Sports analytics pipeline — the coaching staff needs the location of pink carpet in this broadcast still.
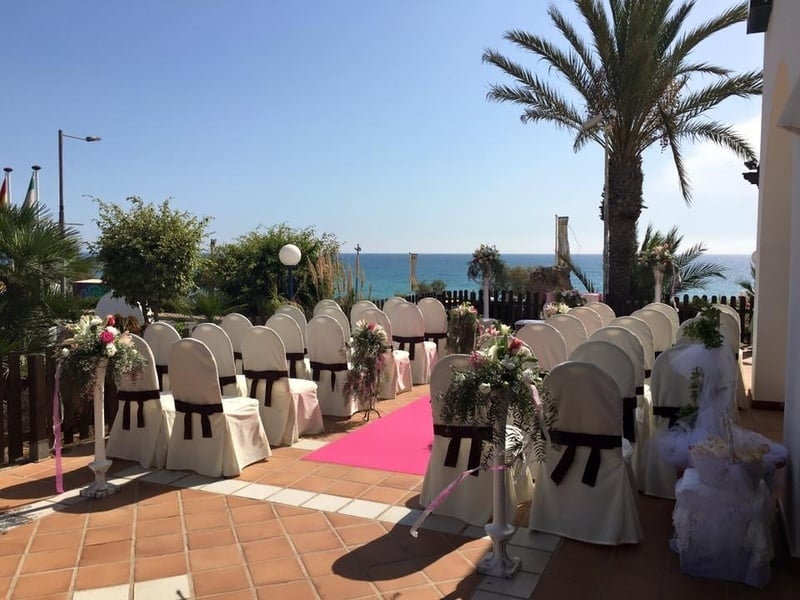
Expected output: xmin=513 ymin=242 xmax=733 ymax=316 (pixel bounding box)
xmin=303 ymin=397 xmax=433 ymax=475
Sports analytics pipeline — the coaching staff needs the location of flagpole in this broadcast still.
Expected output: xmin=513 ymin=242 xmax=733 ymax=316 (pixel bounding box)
xmin=3 ymin=167 xmax=12 ymax=205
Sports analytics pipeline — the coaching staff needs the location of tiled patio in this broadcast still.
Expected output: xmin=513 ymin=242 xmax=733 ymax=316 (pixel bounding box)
xmin=1 ymin=372 xmax=799 ymax=599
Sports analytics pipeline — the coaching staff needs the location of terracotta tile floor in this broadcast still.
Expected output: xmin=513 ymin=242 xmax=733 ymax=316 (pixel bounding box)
xmin=2 ymin=358 xmax=799 ymax=599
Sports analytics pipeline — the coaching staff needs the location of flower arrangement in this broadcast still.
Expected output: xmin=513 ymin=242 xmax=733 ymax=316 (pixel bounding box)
xmin=554 ymin=288 xmax=585 ymax=308
xmin=59 ymin=314 xmax=145 ymax=395
xmin=440 ymin=324 xmax=557 ymax=462
xmin=637 ymin=242 xmax=673 ymax=269
xmin=343 ymin=320 xmax=393 ymax=412
xmin=447 ymin=302 xmax=480 ymax=354
xmin=682 ymin=306 xmax=724 ymax=349
xmin=541 ymin=301 xmax=570 ymax=318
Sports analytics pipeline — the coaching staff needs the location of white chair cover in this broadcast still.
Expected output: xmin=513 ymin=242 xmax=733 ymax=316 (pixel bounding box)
xmin=276 ymin=304 xmax=308 ymax=353
xmin=420 ymin=355 xmax=527 ymax=526
xmin=713 ymin=303 xmax=741 ymax=328
xmin=313 ymin=299 xmax=342 ymax=316
xmin=545 ymin=313 xmax=588 ymax=356
xmin=530 ymin=361 xmax=643 ymax=545
xmin=241 ymin=326 xmax=323 ymax=446
xmin=632 ymin=308 xmax=674 ymax=353
xmin=359 ymin=308 xmax=413 ymax=398
xmin=609 ymin=316 xmax=656 ymax=376
xmin=191 ymin=323 xmax=249 ymax=397
xmin=568 ymin=306 xmax=604 ymax=336
xmin=265 ymin=313 xmax=310 ymax=380
xmin=514 ymin=322 xmax=567 ymax=372
xmin=417 ymin=297 xmax=449 ymax=356
xmin=220 ymin=313 xmax=253 ymax=374
xmin=350 ymin=300 xmax=378 ymax=326
xmin=107 ymin=334 xmax=175 ymax=468
xmin=317 ymin=305 xmax=351 ymax=340
xmin=166 ymin=338 xmax=270 ymax=477
xmin=386 ymin=302 xmax=438 ymax=385
xmin=143 ymin=321 xmax=180 ymax=392
xmin=643 ymin=302 xmax=680 ymax=342
xmin=586 ymin=301 xmax=615 ymax=326
xmin=382 ymin=296 xmax=408 ymax=314
xmin=95 ymin=291 xmax=145 ymax=325
xmin=306 ymin=315 xmax=359 ymax=417
xmin=716 ymin=311 xmax=747 ymax=410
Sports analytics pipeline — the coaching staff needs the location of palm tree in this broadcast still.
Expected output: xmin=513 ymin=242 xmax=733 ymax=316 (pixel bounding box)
xmin=0 ymin=203 xmax=93 ymax=353
xmin=483 ymin=0 xmax=759 ymax=314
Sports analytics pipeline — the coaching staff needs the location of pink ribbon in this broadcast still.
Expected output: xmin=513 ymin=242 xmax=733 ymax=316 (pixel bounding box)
xmin=52 ymin=361 xmax=64 ymax=494
xmin=410 ymin=464 xmax=505 ymax=537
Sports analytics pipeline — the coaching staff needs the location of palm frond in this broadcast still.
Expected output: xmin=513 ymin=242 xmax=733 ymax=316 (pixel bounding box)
xmin=680 ymin=120 xmax=757 ymax=161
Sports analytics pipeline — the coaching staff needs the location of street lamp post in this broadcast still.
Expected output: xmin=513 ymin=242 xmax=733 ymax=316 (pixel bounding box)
xmin=58 ymin=129 xmax=101 ymax=294
xmin=279 ymin=244 xmax=302 ymax=300
xmin=354 ymin=243 xmax=362 ymax=301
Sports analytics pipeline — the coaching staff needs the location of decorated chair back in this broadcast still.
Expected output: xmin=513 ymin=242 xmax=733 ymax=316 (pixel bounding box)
xmin=585 ymin=301 xmax=615 ymax=325
xmin=143 ymin=321 xmax=181 ymax=390
xmin=545 ymin=313 xmax=588 ymax=356
xmin=568 ymin=306 xmax=604 ymax=336
xmin=220 ymin=313 xmax=253 ymax=372
xmin=429 ymin=354 xmax=472 ymax=423
xmin=358 ymin=308 xmax=395 ymax=342
xmin=313 ymin=299 xmax=342 ymax=316
xmin=515 ymin=322 xmax=567 ymax=372
xmin=276 ymin=304 xmax=308 ymax=348
xmin=119 ymin=334 xmax=159 ymax=392
xmin=316 ymin=305 xmax=351 ymax=339
xmin=350 ymin=300 xmax=377 ymax=326
xmin=417 ymin=297 xmax=448 ymax=354
xmin=241 ymin=326 xmax=290 ymax=400
xmin=190 ymin=323 xmax=239 ymax=385
xmin=632 ymin=307 xmax=674 ymax=351
xmin=609 ymin=316 xmax=655 ymax=374
xmin=169 ymin=338 xmax=222 ymax=405
xmin=643 ymin=302 xmax=680 ymax=337
xmin=590 ymin=326 xmax=646 ymax=389
xmin=382 ymin=296 xmax=408 ymax=314
xmin=265 ymin=313 xmax=308 ymax=378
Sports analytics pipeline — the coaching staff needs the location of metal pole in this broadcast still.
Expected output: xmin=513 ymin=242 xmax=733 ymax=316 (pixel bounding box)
xmin=58 ymin=129 xmax=66 ymax=295
xmin=288 ymin=266 xmax=295 ymax=300
xmin=354 ymin=243 xmax=361 ymax=300
xmin=3 ymin=167 xmax=13 ymax=205
xmin=602 ymin=124 xmax=611 ymax=300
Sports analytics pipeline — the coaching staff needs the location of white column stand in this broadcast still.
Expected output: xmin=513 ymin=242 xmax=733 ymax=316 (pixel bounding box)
xmin=80 ymin=358 xmax=119 ymax=499
xmin=653 ymin=265 xmax=665 ymax=304
xmin=478 ymin=399 xmax=521 ymax=578
xmin=482 ymin=279 xmax=491 ymax=320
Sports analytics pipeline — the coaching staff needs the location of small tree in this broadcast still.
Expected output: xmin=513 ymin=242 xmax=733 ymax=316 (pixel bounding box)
xmin=92 ymin=197 xmax=210 ymax=323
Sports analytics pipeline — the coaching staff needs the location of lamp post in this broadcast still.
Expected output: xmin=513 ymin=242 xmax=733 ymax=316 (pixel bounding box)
xmin=581 ymin=110 xmax=616 ymax=299
xmin=354 ymin=243 xmax=362 ymax=300
xmin=279 ymin=244 xmax=302 ymax=300
xmin=58 ymin=129 xmax=101 ymax=295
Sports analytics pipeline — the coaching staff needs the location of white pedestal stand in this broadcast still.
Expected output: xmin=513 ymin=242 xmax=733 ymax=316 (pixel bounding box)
xmin=80 ymin=358 xmax=119 ymax=499
xmin=478 ymin=402 xmax=521 ymax=578
xmin=653 ymin=265 xmax=665 ymax=304
xmin=482 ymin=279 xmax=491 ymax=320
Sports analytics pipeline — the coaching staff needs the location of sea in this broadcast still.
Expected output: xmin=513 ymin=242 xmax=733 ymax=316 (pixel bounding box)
xmin=339 ymin=253 xmax=753 ymax=301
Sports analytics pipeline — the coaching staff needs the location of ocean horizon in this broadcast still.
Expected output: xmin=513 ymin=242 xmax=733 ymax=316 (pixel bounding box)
xmin=339 ymin=253 xmax=752 ymax=301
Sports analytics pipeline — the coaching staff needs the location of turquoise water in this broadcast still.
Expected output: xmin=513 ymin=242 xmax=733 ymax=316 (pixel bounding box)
xmin=340 ymin=253 xmax=752 ymax=301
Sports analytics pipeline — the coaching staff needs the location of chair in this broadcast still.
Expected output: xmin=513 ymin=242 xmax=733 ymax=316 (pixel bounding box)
xmin=276 ymin=304 xmax=308 ymax=352
xmin=106 ymin=334 xmax=175 ymax=468
xmin=316 ymin=305 xmax=351 ymax=340
xmin=191 ymin=323 xmax=248 ymax=396
xmin=515 ymin=322 xmax=568 ymax=372
xmin=265 ymin=313 xmax=310 ymax=379
xmin=382 ymin=296 xmax=408 ymax=314
xmin=386 ymin=301 xmax=439 ymax=385
xmin=529 ymin=361 xmax=643 ymax=545
xmin=417 ymin=297 xmax=449 ymax=356
xmin=715 ymin=310 xmax=746 ymax=409
xmin=165 ymin=338 xmax=270 ymax=477
xmin=545 ymin=313 xmax=588 ymax=356
xmin=713 ymin=303 xmax=741 ymax=329
xmin=609 ymin=316 xmax=656 ymax=377
xmin=632 ymin=308 xmax=674 ymax=353
xmin=586 ymin=301 xmax=615 ymax=325
xmin=350 ymin=300 xmax=378 ymax=326
xmin=570 ymin=340 xmax=646 ymax=489
xmin=643 ymin=302 xmax=680 ymax=342
xmin=220 ymin=313 xmax=253 ymax=374
xmin=241 ymin=326 xmax=323 ymax=446
xmin=568 ymin=306 xmax=604 ymax=336
xmin=313 ymin=299 xmax=342 ymax=316
xmin=359 ymin=308 xmax=413 ymax=398
xmin=306 ymin=315 xmax=359 ymax=416
xmin=420 ymin=355 xmax=529 ymax=526
xmin=143 ymin=321 xmax=181 ymax=392
xmin=589 ymin=326 xmax=647 ymax=392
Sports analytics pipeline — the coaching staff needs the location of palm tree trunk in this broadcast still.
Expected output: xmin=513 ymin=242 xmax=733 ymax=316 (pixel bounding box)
xmin=605 ymin=155 xmax=643 ymax=316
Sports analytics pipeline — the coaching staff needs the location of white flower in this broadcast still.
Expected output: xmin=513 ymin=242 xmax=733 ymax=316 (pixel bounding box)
xmin=501 ymin=358 xmax=515 ymax=370
xmin=478 ymin=382 xmax=491 ymax=395
xmin=105 ymin=326 xmax=119 ymax=337
xmin=61 ymin=347 xmax=70 ymax=358
xmin=453 ymin=372 xmax=466 ymax=384
xmin=90 ymin=316 xmax=103 ymax=326
xmin=522 ymin=368 xmax=536 ymax=384
xmin=105 ymin=343 xmax=117 ymax=357
xmin=498 ymin=324 xmax=511 ymax=335
xmin=517 ymin=346 xmax=532 ymax=358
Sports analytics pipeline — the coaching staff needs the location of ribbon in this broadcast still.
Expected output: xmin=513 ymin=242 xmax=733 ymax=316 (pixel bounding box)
xmin=218 ymin=375 xmax=238 ymax=393
xmin=423 ymin=331 xmax=448 ymax=344
xmin=174 ymin=399 xmax=223 ymax=439
xmin=548 ymin=430 xmax=622 ymax=487
xmin=310 ymin=361 xmax=348 ymax=391
xmin=622 ymin=396 xmax=637 ymax=442
xmin=52 ymin=360 xmax=64 ymax=494
xmin=393 ymin=335 xmax=424 ymax=360
xmin=155 ymin=364 xmax=168 ymax=391
xmin=242 ymin=369 xmax=287 ymax=405
xmin=653 ymin=406 xmax=681 ymax=428
xmin=432 ymin=424 xmax=492 ymax=476
xmin=233 ymin=351 xmax=243 ymax=361
xmin=118 ymin=389 xmax=160 ymax=429
xmin=286 ymin=352 xmax=304 ymax=379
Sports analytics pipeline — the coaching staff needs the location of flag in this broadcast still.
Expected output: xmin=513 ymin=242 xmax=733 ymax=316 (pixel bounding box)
xmin=0 ymin=177 xmax=7 ymax=208
xmin=23 ymin=170 xmax=38 ymax=209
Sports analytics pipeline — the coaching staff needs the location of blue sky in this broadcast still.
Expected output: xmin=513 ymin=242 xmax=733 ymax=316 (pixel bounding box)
xmin=3 ymin=1 xmax=763 ymax=254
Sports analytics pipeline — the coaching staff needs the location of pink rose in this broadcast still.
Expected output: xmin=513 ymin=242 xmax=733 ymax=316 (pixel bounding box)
xmin=99 ymin=330 xmax=116 ymax=344
xmin=105 ymin=315 xmax=115 ymax=327
xmin=509 ymin=337 xmax=523 ymax=353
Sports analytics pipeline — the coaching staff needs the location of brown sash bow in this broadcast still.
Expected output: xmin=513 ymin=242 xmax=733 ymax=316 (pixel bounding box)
xmin=433 ymin=424 xmax=492 ymax=477
xmin=174 ymin=399 xmax=223 ymax=439
xmin=423 ymin=331 xmax=448 ymax=344
xmin=242 ymin=369 xmax=287 ymax=406
xmin=393 ymin=335 xmax=424 ymax=360
xmin=218 ymin=375 xmax=238 ymax=394
xmin=652 ymin=406 xmax=681 ymax=428
xmin=285 ymin=352 xmax=305 ymax=378
xmin=118 ymin=389 xmax=160 ymax=430
xmin=310 ymin=361 xmax=348 ymax=390
xmin=622 ymin=396 xmax=637 ymax=442
xmin=549 ymin=429 xmax=622 ymax=487
xmin=155 ymin=364 xmax=168 ymax=391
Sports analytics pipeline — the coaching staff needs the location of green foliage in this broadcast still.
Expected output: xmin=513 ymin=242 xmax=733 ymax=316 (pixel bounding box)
xmin=0 ymin=203 xmax=95 ymax=353
xmin=682 ymin=306 xmax=724 ymax=349
xmin=467 ymin=244 xmax=506 ymax=287
xmin=557 ymin=254 xmax=596 ymax=294
xmin=92 ymin=196 xmax=210 ymax=323
xmin=414 ymin=279 xmax=447 ymax=294
xmin=192 ymin=291 xmax=234 ymax=323
xmin=736 ymin=261 xmax=755 ymax=301
xmin=343 ymin=321 xmax=392 ymax=412
xmin=207 ymin=224 xmax=339 ymax=318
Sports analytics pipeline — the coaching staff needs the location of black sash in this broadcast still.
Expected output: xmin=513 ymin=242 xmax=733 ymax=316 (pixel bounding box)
xmin=155 ymin=364 xmax=168 ymax=391
xmin=118 ymin=389 xmax=160 ymax=430
xmin=549 ymin=430 xmax=622 ymax=487
xmin=653 ymin=406 xmax=681 ymax=428
xmin=645 ymin=369 xmax=652 ymax=379
xmin=635 ymin=385 xmax=644 ymax=396
xmin=433 ymin=424 xmax=492 ymax=476
xmin=218 ymin=375 xmax=238 ymax=394
xmin=242 ymin=369 xmax=287 ymax=406
xmin=233 ymin=351 xmax=243 ymax=361
xmin=174 ymin=399 xmax=223 ymax=439
xmin=310 ymin=361 xmax=348 ymax=390
xmin=286 ymin=352 xmax=305 ymax=379
xmin=655 ymin=350 xmax=662 ymax=358
xmin=394 ymin=335 xmax=424 ymax=360
xmin=424 ymin=331 xmax=448 ymax=344
xmin=622 ymin=396 xmax=637 ymax=442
